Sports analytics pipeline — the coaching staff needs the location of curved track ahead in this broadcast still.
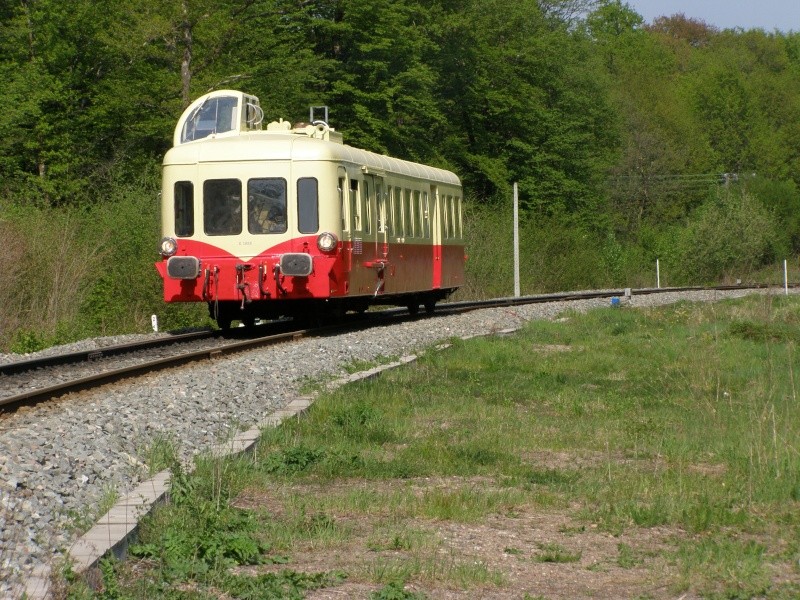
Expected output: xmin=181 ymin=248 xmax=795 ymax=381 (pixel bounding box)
xmin=0 ymin=285 xmax=771 ymax=411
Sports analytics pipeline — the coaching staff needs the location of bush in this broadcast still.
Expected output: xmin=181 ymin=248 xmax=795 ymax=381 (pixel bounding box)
xmin=0 ymin=203 xmax=105 ymax=350
xmin=0 ymin=176 xmax=211 ymax=352
xmin=672 ymin=190 xmax=781 ymax=284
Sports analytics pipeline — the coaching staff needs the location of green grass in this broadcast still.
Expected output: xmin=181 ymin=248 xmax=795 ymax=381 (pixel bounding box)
xmin=66 ymin=294 xmax=800 ymax=598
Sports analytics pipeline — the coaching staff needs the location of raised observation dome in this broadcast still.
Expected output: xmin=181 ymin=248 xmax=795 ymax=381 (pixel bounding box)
xmin=173 ymin=90 xmax=264 ymax=147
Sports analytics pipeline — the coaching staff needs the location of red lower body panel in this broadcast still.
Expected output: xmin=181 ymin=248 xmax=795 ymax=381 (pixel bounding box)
xmin=155 ymin=238 xmax=465 ymax=316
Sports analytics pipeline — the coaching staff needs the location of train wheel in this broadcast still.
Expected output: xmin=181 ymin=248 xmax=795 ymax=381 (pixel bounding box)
xmin=424 ymin=299 xmax=436 ymax=314
xmin=217 ymin=315 xmax=233 ymax=330
xmin=406 ymin=302 xmax=420 ymax=316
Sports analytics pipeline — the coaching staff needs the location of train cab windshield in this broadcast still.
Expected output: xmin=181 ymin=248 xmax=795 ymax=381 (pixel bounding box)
xmin=181 ymin=95 xmax=238 ymax=143
xmin=176 ymin=92 xmax=263 ymax=145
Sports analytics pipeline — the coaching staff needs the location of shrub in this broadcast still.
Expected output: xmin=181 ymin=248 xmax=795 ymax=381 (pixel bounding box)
xmin=674 ymin=190 xmax=781 ymax=283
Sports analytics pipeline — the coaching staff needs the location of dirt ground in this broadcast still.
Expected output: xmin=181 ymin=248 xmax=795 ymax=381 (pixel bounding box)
xmin=233 ymin=477 xmax=717 ymax=600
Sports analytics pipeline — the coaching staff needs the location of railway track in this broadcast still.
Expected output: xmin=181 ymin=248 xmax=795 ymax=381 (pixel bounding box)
xmin=0 ymin=285 xmax=769 ymax=412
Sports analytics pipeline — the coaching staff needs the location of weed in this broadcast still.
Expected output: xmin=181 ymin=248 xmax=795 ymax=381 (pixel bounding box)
xmin=370 ymin=580 xmax=428 ymax=599
xmin=142 ymin=434 xmax=180 ymax=475
xmin=534 ymin=542 xmax=582 ymax=563
xmin=617 ymin=542 xmax=644 ymax=568
xmin=261 ymin=444 xmax=324 ymax=475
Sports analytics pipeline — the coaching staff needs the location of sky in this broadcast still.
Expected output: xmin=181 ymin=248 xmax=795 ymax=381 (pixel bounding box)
xmin=625 ymin=0 xmax=799 ymax=32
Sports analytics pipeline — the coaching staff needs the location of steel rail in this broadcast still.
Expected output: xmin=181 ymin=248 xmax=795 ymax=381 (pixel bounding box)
xmin=0 ymin=329 xmax=309 ymax=409
xmin=0 ymin=329 xmax=218 ymax=377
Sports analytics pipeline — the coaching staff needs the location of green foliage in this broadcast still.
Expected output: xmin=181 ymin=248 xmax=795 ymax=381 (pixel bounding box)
xmin=128 ymin=459 xmax=272 ymax=586
xmin=370 ymin=580 xmax=428 ymax=600
xmin=672 ymin=190 xmax=780 ymax=283
xmin=98 ymin=558 xmax=126 ymax=600
xmin=219 ymin=569 xmax=347 ymax=599
xmin=534 ymin=542 xmax=582 ymax=563
xmin=675 ymin=536 xmax=770 ymax=599
xmin=262 ymin=445 xmax=325 ymax=476
xmin=9 ymin=330 xmax=49 ymax=354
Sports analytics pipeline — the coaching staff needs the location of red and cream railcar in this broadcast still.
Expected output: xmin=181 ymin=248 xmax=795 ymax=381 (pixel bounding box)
xmin=155 ymin=90 xmax=465 ymax=328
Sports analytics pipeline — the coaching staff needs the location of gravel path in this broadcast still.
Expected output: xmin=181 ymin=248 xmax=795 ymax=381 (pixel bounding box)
xmin=0 ymin=289 xmax=790 ymax=598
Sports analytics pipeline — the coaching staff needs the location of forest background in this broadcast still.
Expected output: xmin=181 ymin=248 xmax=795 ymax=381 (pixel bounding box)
xmin=1 ymin=0 xmax=799 ymax=351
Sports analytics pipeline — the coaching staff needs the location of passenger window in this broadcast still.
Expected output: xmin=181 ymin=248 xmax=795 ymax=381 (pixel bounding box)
xmin=363 ymin=180 xmax=372 ymax=234
xmin=339 ymin=177 xmax=347 ymax=232
xmin=404 ymin=189 xmax=412 ymax=237
xmin=442 ymin=195 xmax=451 ymax=239
xmin=204 ymin=179 xmax=242 ymax=236
xmin=297 ymin=178 xmax=319 ymax=234
xmin=351 ymin=179 xmax=360 ymax=231
xmin=376 ymin=183 xmax=385 ymax=233
xmin=174 ymin=181 xmax=194 ymax=237
xmin=422 ymin=192 xmax=430 ymax=239
xmin=449 ymin=196 xmax=456 ymax=238
xmin=414 ymin=191 xmax=422 ymax=239
xmin=456 ymin=196 xmax=463 ymax=238
xmin=386 ymin=185 xmax=394 ymax=235
xmin=393 ymin=187 xmax=403 ymax=236
xmin=247 ymin=178 xmax=286 ymax=234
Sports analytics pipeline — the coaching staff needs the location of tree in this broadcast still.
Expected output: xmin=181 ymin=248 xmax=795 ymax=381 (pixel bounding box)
xmin=433 ymin=0 xmax=617 ymax=218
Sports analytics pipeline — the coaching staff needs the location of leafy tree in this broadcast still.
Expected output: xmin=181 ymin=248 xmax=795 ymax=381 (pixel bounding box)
xmin=0 ymin=0 xmax=111 ymax=203
xmin=433 ymin=0 xmax=618 ymax=220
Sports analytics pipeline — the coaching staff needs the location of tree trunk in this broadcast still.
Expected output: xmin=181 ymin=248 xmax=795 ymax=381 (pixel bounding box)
xmin=180 ymin=0 xmax=192 ymax=108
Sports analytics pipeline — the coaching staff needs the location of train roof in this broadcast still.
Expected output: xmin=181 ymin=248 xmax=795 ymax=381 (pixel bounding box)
xmin=166 ymin=90 xmax=461 ymax=187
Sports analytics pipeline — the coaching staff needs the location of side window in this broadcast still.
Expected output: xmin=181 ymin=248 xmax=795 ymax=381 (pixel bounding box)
xmin=363 ymin=179 xmax=372 ymax=234
xmin=414 ymin=191 xmax=422 ymax=239
xmin=181 ymin=96 xmax=238 ymax=143
xmin=403 ymin=189 xmax=412 ymax=237
xmin=339 ymin=177 xmax=347 ymax=232
xmin=376 ymin=183 xmax=385 ymax=232
xmin=448 ymin=196 xmax=455 ymax=238
xmin=393 ymin=186 xmax=403 ymax=236
xmin=204 ymin=179 xmax=242 ymax=236
xmin=456 ymin=196 xmax=463 ymax=239
xmin=386 ymin=185 xmax=394 ymax=235
xmin=422 ymin=192 xmax=430 ymax=239
xmin=247 ymin=178 xmax=286 ymax=234
xmin=449 ymin=196 xmax=456 ymax=238
xmin=442 ymin=194 xmax=451 ymax=240
xmin=351 ymin=179 xmax=360 ymax=231
xmin=174 ymin=181 xmax=194 ymax=237
xmin=297 ymin=177 xmax=319 ymax=234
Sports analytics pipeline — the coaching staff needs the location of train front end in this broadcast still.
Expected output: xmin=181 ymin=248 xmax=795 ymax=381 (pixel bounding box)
xmin=155 ymin=90 xmax=347 ymax=328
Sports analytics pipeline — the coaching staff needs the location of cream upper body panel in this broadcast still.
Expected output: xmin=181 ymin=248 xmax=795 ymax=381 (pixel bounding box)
xmin=164 ymin=131 xmax=461 ymax=188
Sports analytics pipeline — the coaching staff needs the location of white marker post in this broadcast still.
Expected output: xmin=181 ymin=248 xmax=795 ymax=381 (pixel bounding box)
xmin=784 ymin=259 xmax=789 ymax=296
xmin=513 ymin=182 xmax=520 ymax=297
xmin=151 ymin=314 xmax=159 ymax=333
xmin=656 ymin=259 xmax=661 ymax=289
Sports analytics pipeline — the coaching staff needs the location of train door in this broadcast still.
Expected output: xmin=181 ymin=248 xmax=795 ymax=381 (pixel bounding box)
xmin=430 ymin=184 xmax=442 ymax=289
xmin=338 ymin=167 xmax=352 ymax=273
xmin=368 ymin=175 xmax=387 ymax=258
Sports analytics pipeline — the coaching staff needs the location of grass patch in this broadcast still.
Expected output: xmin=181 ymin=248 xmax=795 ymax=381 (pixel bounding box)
xmin=67 ymin=294 xmax=800 ymax=598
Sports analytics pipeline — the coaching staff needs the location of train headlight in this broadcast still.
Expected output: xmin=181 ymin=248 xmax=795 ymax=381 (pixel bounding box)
xmin=317 ymin=232 xmax=338 ymax=252
xmin=159 ymin=237 xmax=178 ymax=257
